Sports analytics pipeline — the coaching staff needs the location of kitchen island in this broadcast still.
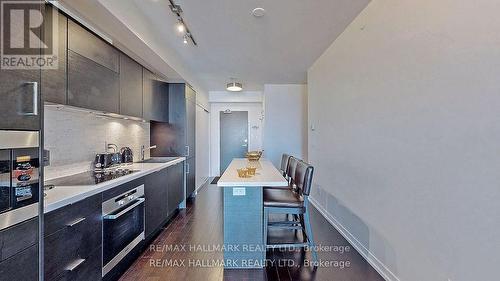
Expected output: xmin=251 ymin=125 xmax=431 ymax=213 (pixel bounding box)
xmin=217 ymin=158 xmax=288 ymax=268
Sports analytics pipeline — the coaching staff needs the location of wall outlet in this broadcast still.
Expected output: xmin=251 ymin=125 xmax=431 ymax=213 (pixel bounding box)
xmin=232 ymin=187 xmax=246 ymax=196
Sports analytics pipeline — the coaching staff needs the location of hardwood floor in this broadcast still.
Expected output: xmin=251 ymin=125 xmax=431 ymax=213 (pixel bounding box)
xmin=120 ymin=182 xmax=384 ymax=281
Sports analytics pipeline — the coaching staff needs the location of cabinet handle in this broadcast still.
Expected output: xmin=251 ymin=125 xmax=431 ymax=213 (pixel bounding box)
xmin=65 ymin=258 xmax=85 ymax=272
xmin=186 ymin=163 xmax=190 ymax=174
xmin=21 ymin=82 xmax=38 ymax=116
xmin=185 ymin=145 xmax=190 ymax=157
xmin=66 ymin=217 xmax=86 ymax=227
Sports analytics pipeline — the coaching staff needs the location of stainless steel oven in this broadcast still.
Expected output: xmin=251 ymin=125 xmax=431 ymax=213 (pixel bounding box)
xmin=102 ymin=185 xmax=145 ymax=277
xmin=0 ymin=131 xmax=40 ymax=231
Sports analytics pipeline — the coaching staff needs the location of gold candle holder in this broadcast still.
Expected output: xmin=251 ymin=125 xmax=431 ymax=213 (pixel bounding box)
xmin=246 ymin=167 xmax=257 ymax=176
xmin=237 ymin=168 xmax=250 ymax=178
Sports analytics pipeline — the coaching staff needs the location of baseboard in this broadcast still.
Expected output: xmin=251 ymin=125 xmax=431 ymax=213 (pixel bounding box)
xmin=309 ymin=196 xmax=400 ymax=281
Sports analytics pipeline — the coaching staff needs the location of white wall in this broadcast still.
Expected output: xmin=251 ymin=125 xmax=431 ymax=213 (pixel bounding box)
xmin=44 ymin=106 xmax=150 ymax=180
xmin=263 ymin=84 xmax=308 ymax=167
xmin=308 ymin=1 xmax=500 ymax=281
xmin=209 ymin=102 xmax=263 ymax=176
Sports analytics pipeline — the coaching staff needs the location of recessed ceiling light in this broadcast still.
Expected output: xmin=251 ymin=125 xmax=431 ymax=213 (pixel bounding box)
xmin=226 ymin=82 xmax=243 ymax=92
xmin=252 ymin=7 xmax=266 ymax=17
xmin=183 ymin=35 xmax=189 ymax=44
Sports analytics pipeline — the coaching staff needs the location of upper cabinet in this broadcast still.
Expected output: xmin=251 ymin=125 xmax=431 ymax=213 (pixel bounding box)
xmin=142 ymin=68 xmax=169 ymax=122
xmin=67 ymin=20 xmax=120 ymax=113
xmin=67 ymin=20 xmax=119 ymax=72
xmin=0 ymin=1 xmax=43 ymax=130
xmin=119 ymin=54 xmax=143 ymax=117
xmin=67 ymin=50 xmax=120 ymax=113
xmin=41 ymin=7 xmax=67 ymax=104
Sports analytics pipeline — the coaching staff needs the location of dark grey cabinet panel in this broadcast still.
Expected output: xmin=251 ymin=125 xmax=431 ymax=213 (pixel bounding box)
xmin=0 ymin=0 xmax=42 ymax=130
xmin=186 ymin=97 xmax=196 ymax=159
xmin=68 ymin=50 xmax=120 ymax=113
xmin=41 ymin=7 xmax=67 ymax=104
xmin=144 ymin=169 xmax=169 ymax=238
xmin=0 ymin=68 xmax=40 ymax=130
xmin=53 ymin=248 xmax=101 ymax=281
xmin=44 ymin=193 xmax=101 ymax=236
xmin=142 ymin=68 xmax=168 ymax=122
xmin=0 ymin=244 xmax=38 ymax=281
xmin=164 ymin=83 xmax=187 ymax=156
xmin=119 ymin=54 xmax=143 ymax=117
xmin=44 ymin=195 xmax=102 ymax=281
xmin=186 ymin=157 xmax=196 ymax=198
xmin=0 ymin=217 xmax=38 ymax=262
xmin=68 ymin=19 xmax=119 ymax=72
xmin=167 ymin=163 xmax=184 ymax=213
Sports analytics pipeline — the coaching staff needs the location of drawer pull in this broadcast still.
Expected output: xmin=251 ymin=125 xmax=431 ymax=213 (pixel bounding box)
xmin=65 ymin=258 xmax=85 ymax=272
xmin=66 ymin=217 xmax=86 ymax=227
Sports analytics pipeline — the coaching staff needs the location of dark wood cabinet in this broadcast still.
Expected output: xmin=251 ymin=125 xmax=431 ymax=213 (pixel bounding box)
xmin=44 ymin=194 xmax=102 ymax=281
xmin=68 ymin=19 xmax=119 ymax=72
xmin=144 ymin=169 xmax=169 ymax=238
xmin=67 ymin=50 xmax=120 ymax=113
xmin=41 ymin=7 xmax=67 ymax=104
xmin=52 ymin=248 xmax=101 ymax=281
xmin=142 ymin=68 xmax=168 ymax=122
xmin=0 ymin=243 xmax=38 ymax=281
xmin=119 ymin=54 xmax=143 ymax=117
xmin=167 ymin=163 xmax=184 ymax=212
xmin=152 ymin=83 xmax=196 ymax=197
xmin=0 ymin=218 xmax=38 ymax=261
xmin=186 ymin=157 xmax=196 ymax=197
xmin=0 ymin=0 xmax=42 ymax=130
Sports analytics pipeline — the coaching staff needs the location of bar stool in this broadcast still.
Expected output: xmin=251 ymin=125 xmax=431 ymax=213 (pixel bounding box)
xmin=279 ymin=153 xmax=292 ymax=177
xmin=263 ymin=160 xmax=318 ymax=263
xmin=264 ymin=156 xmax=299 ymax=190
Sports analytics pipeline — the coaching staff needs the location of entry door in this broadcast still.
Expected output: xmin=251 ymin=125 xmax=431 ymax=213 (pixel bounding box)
xmin=220 ymin=111 xmax=248 ymax=174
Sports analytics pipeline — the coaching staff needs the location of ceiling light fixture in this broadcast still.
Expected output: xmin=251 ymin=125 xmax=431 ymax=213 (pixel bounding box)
xmin=169 ymin=0 xmax=197 ymax=46
xmin=176 ymin=20 xmax=185 ymax=33
xmin=226 ymin=81 xmax=243 ymax=92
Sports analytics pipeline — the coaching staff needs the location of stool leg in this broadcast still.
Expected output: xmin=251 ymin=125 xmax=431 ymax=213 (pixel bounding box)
xmin=303 ymin=206 xmax=318 ymax=263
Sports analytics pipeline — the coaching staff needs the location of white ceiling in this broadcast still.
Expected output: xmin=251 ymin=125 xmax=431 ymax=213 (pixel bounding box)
xmin=87 ymin=0 xmax=370 ymax=91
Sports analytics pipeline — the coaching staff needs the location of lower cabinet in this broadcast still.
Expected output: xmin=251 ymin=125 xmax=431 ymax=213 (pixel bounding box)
xmin=167 ymin=162 xmax=184 ymax=212
xmin=144 ymin=169 xmax=168 ymax=238
xmin=186 ymin=157 xmax=196 ymax=198
xmin=0 ymin=244 xmax=38 ymax=281
xmin=0 ymin=217 xmax=39 ymax=281
xmin=44 ymin=194 xmax=102 ymax=281
xmin=145 ymin=163 xmax=185 ymax=239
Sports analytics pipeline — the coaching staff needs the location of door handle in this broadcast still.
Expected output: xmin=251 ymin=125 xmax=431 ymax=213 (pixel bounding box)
xmin=21 ymin=82 xmax=38 ymax=116
xmin=66 ymin=217 xmax=86 ymax=227
xmin=242 ymin=144 xmax=248 ymax=147
xmin=103 ymin=198 xmax=145 ymax=220
xmin=65 ymin=258 xmax=85 ymax=272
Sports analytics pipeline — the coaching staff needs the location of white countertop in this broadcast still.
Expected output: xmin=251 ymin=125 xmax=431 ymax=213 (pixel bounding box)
xmin=217 ymin=158 xmax=288 ymax=187
xmin=44 ymin=157 xmax=185 ymax=213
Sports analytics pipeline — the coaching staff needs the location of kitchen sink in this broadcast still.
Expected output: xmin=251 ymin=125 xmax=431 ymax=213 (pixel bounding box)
xmin=137 ymin=157 xmax=180 ymax=163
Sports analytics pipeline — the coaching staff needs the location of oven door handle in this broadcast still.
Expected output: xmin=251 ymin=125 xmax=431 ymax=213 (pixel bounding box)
xmin=103 ymin=198 xmax=145 ymax=220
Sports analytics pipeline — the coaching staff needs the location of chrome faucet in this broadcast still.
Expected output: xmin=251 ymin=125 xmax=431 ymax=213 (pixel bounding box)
xmin=141 ymin=145 xmax=157 ymax=160
xmin=107 ymin=143 xmax=118 ymax=153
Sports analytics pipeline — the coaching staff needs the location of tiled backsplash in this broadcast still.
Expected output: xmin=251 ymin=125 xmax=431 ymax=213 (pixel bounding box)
xmin=44 ymin=106 xmax=150 ymax=180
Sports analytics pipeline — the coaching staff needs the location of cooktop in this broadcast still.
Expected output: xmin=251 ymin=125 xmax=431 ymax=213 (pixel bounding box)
xmin=45 ymin=168 xmax=138 ymax=186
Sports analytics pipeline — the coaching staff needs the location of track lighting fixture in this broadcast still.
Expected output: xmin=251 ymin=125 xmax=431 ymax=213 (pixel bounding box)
xmin=169 ymin=0 xmax=197 ymax=46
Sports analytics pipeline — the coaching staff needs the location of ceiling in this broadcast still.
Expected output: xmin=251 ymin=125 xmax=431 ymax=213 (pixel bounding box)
xmin=97 ymin=0 xmax=371 ymax=91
